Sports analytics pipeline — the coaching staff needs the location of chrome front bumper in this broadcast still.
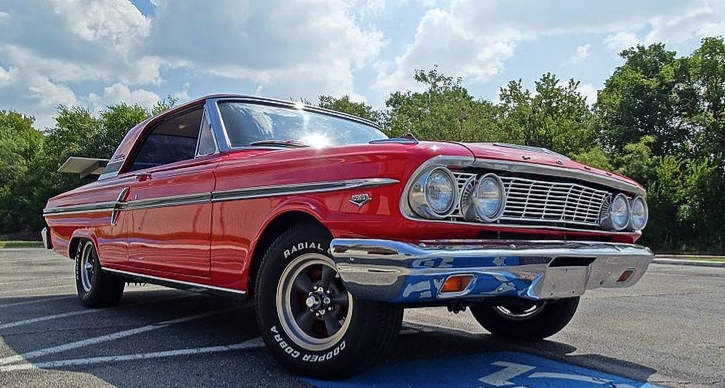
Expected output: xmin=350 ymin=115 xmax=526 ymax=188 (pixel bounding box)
xmin=330 ymin=239 xmax=654 ymax=303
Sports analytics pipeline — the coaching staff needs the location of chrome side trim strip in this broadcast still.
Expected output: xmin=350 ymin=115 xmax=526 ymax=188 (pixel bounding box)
xmin=43 ymin=201 xmax=118 ymax=216
xmin=472 ymin=158 xmax=646 ymax=197
xmin=104 ymin=268 xmax=247 ymax=295
xmin=44 ymin=178 xmax=400 ymax=216
xmin=211 ymin=178 xmax=399 ymax=202
xmin=122 ymin=192 xmax=212 ymax=211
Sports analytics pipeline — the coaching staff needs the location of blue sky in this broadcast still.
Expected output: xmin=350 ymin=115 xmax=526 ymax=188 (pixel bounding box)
xmin=0 ymin=0 xmax=723 ymax=129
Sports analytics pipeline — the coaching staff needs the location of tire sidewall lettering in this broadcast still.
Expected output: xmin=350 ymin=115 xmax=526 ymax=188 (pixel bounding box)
xmin=283 ymin=241 xmax=325 ymax=259
xmin=269 ymin=325 xmax=346 ymax=363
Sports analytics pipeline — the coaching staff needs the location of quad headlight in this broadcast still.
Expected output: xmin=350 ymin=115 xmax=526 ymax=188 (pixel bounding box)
xmin=629 ymin=196 xmax=648 ymax=231
xmin=610 ymin=194 xmax=630 ymax=231
xmin=408 ymin=167 xmax=457 ymax=218
xmin=471 ymin=173 xmax=506 ymax=222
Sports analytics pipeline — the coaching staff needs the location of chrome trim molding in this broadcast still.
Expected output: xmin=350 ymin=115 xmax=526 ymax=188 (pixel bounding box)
xmin=331 ymin=238 xmax=654 ymax=303
xmin=472 ymin=158 xmax=646 ymax=197
xmin=44 ymin=178 xmax=399 ymax=216
xmin=43 ymin=201 xmax=118 ymax=216
xmin=211 ymin=178 xmax=399 ymax=202
xmin=104 ymin=268 xmax=247 ymax=295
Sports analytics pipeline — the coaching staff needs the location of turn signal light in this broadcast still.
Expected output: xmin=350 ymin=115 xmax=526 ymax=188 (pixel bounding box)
xmin=617 ymin=268 xmax=635 ymax=283
xmin=440 ymin=274 xmax=474 ymax=293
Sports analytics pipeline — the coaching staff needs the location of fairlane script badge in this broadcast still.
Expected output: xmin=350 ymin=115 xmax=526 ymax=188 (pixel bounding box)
xmin=349 ymin=193 xmax=372 ymax=207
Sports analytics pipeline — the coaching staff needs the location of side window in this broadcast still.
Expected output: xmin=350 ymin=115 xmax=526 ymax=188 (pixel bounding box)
xmin=128 ymin=108 xmax=203 ymax=172
xmin=196 ymin=113 xmax=216 ymax=156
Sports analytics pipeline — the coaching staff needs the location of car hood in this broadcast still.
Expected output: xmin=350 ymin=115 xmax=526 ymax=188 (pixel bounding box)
xmin=456 ymin=142 xmax=643 ymax=190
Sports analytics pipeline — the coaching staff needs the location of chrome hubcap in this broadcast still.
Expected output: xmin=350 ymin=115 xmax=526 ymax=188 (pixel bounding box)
xmin=494 ymin=300 xmax=547 ymax=320
xmin=277 ymin=253 xmax=353 ymax=351
xmin=80 ymin=242 xmax=96 ymax=293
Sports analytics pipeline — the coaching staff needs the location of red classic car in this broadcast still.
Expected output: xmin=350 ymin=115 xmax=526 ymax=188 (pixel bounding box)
xmin=42 ymin=94 xmax=653 ymax=379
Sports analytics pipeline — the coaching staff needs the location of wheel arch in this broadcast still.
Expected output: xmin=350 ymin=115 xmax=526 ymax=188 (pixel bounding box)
xmin=68 ymin=229 xmax=98 ymax=260
xmin=247 ymin=210 xmax=331 ymax=297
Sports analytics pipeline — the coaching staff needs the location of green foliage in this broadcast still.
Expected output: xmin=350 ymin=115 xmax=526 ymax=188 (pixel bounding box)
xmin=317 ymin=95 xmax=381 ymax=123
xmin=497 ymin=73 xmax=595 ymax=155
xmin=383 ymin=67 xmax=501 ymax=142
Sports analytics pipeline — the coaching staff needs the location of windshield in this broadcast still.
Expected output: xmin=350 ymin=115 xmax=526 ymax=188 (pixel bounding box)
xmin=218 ymin=102 xmax=387 ymax=148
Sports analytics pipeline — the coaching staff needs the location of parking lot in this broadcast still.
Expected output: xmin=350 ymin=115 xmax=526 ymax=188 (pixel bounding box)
xmin=1 ymin=249 xmax=723 ymax=387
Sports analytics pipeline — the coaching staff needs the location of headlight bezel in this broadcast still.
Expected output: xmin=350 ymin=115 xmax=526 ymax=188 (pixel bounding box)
xmin=470 ymin=173 xmax=506 ymax=222
xmin=408 ymin=167 xmax=458 ymax=219
xmin=602 ymin=193 xmax=631 ymax=231
xmin=629 ymin=196 xmax=648 ymax=231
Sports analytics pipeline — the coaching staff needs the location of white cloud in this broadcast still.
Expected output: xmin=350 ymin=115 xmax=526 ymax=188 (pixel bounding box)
xmin=85 ymin=83 xmax=160 ymax=114
xmin=565 ymin=44 xmax=591 ymax=64
xmin=604 ymin=31 xmax=640 ymax=53
xmin=0 ymin=66 xmax=16 ymax=87
xmin=577 ymin=83 xmax=598 ymax=105
xmin=148 ymin=0 xmax=384 ymax=101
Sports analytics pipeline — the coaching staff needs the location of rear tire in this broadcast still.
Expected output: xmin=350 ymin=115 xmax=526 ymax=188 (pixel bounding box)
xmin=74 ymin=239 xmax=125 ymax=308
xmin=254 ymin=224 xmax=403 ymax=379
xmin=470 ymin=297 xmax=579 ymax=340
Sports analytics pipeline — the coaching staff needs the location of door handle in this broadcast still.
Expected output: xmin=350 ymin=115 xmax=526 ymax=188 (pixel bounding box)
xmin=134 ymin=172 xmax=151 ymax=182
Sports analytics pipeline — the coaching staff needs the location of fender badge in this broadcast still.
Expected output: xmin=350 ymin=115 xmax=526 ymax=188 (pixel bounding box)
xmin=349 ymin=193 xmax=372 ymax=207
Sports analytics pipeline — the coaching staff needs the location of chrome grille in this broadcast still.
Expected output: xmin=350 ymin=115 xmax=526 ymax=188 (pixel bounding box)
xmin=452 ymin=172 xmax=611 ymax=228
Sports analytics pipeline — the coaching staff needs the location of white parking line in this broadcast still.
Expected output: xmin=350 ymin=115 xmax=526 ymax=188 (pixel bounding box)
xmin=0 ymin=277 xmax=73 ymax=286
xmin=0 ymin=285 xmax=72 ymax=295
xmin=0 ymin=337 xmax=265 ymax=372
xmin=0 ymin=293 xmax=193 ymax=330
xmin=0 ymin=307 xmax=238 ymax=366
xmin=0 ymin=309 xmax=97 ymax=330
xmin=0 ymin=295 xmax=74 ymax=309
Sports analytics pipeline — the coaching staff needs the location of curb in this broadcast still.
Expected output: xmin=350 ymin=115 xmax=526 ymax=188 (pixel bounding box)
xmin=652 ymin=258 xmax=725 ymax=268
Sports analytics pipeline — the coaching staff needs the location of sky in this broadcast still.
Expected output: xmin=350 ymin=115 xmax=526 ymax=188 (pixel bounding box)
xmin=0 ymin=0 xmax=723 ymax=130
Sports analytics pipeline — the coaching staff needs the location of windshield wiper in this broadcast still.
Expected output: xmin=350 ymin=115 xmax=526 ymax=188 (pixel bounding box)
xmin=248 ymin=139 xmax=310 ymax=148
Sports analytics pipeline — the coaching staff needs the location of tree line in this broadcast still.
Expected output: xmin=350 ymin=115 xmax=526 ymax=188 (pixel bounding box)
xmin=1 ymin=38 xmax=724 ymax=253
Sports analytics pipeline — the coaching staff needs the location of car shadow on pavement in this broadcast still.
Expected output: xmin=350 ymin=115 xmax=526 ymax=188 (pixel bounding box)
xmin=1 ymin=290 xmax=659 ymax=387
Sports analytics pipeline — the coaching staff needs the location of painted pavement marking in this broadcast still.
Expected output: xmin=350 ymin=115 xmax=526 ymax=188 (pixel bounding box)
xmin=0 ymin=295 xmax=75 ymax=309
xmin=0 ymin=307 xmax=238 ymax=366
xmin=304 ymin=351 xmax=664 ymax=388
xmin=0 ymin=293 xmax=193 ymax=330
xmin=0 ymin=337 xmax=265 ymax=372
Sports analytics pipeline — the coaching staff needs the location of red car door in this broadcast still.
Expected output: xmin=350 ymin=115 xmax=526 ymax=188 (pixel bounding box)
xmin=126 ymin=159 xmax=216 ymax=278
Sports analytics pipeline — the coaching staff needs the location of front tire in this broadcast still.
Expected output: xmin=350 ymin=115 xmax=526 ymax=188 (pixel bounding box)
xmin=470 ymin=297 xmax=579 ymax=340
xmin=254 ymin=224 xmax=403 ymax=379
xmin=74 ymin=240 xmax=125 ymax=308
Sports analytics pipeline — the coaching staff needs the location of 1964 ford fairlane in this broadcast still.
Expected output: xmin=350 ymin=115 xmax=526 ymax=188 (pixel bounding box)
xmin=42 ymin=94 xmax=653 ymax=379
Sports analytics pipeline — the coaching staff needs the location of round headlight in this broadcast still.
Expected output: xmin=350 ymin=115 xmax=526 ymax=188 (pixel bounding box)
xmin=472 ymin=174 xmax=506 ymax=222
xmin=608 ymin=194 xmax=630 ymax=231
xmin=629 ymin=196 xmax=648 ymax=231
xmin=408 ymin=167 xmax=457 ymax=218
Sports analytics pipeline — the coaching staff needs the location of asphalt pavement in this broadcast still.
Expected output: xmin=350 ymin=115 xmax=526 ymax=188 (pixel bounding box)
xmin=1 ymin=248 xmax=723 ymax=387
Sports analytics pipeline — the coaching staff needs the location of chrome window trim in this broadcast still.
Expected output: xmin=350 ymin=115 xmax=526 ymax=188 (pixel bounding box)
xmin=472 ymin=159 xmax=646 ymax=197
xmin=209 ymin=97 xmax=385 ymax=151
xmin=103 ymin=268 xmax=247 ymax=295
xmin=194 ymin=109 xmax=219 ymax=158
xmin=43 ymin=178 xmax=399 ymax=216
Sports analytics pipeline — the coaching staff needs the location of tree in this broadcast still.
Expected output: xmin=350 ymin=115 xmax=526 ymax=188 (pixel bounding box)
xmin=317 ymin=95 xmax=381 ymax=123
xmin=384 ymin=67 xmax=501 ymax=142
xmin=0 ymin=111 xmax=44 ymax=235
xmin=497 ymin=73 xmax=596 ymax=156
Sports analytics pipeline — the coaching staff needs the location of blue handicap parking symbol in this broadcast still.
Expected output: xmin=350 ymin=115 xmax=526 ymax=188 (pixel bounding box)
xmin=304 ymin=351 xmax=664 ymax=388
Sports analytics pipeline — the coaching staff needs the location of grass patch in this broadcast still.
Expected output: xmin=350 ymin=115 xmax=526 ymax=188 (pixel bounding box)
xmin=0 ymin=241 xmax=43 ymax=248
xmin=680 ymin=256 xmax=725 ymax=262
